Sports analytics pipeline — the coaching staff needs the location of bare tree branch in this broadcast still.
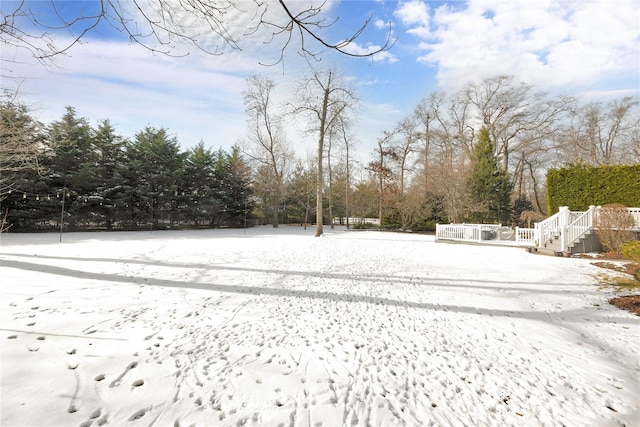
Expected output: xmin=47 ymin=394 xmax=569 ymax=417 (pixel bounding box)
xmin=1 ymin=0 xmax=395 ymax=67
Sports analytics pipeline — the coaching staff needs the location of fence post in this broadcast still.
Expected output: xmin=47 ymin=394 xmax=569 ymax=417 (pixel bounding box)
xmin=559 ymin=206 xmax=570 ymax=252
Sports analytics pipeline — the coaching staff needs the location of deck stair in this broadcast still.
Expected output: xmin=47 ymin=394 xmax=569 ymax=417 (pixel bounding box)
xmin=532 ymin=206 xmax=640 ymax=256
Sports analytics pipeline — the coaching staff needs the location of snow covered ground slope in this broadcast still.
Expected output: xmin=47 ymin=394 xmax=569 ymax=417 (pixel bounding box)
xmin=1 ymin=227 xmax=638 ymax=427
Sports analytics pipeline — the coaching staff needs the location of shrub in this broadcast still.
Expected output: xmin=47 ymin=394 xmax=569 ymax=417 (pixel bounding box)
xmin=595 ymin=204 xmax=636 ymax=253
xmin=621 ymin=240 xmax=640 ymax=263
xmin=621 ymin=241 xmax=640 ymax=281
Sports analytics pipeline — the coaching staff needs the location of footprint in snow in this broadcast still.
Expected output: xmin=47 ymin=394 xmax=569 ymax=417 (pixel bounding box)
xmin=109 ymin=361 xmax=138 ymax=387
xmin=128 ymin=408 xmax=146 ymax=421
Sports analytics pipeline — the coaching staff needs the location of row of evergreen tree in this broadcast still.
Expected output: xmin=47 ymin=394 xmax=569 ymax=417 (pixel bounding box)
xmin=3 ymin=106 xmax=254 ymax=231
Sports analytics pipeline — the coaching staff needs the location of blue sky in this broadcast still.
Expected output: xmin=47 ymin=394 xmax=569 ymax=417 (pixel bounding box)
xmin=3 ymin=0 xmax=639 ymax=161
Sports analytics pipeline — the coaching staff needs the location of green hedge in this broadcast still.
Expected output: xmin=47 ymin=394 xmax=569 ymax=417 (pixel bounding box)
xmin=546 ymin=164 xmax=640 ymax=214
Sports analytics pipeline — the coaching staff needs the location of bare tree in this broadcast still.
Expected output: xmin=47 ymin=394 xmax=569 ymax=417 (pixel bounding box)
xmin=424 ymin=90 xmax=474 ymax=222
xmin=395 ymin=184 xmax=424 ymax=230
xmin=326 ymin=121 xmax=337 ymax=229
xmin=324 ymin=113 xmax=356 ymax=229
xmin=334 ymin=114 xmax=355 ymax=228
xmin=367 ymin=131 xmax=394 ymax=228
xmin=559 ymin=96 xmax=640 ymax=165
xmin=413 ymin=95 xmax=439 ymax=197
xmin=242 ymin=75 xmax=292 ymax=228
xmin=1 ymin=0 xmax=394 ymax=66
xmin=467 ymin=76 xmax=560 ymax=171
xmin=294 ymin=68 xmax=357 ymax=237
xmin=390 ymin=116 xmax=421 ymax=197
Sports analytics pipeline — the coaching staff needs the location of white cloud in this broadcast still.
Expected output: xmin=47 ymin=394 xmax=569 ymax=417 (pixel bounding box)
xmin=341 ymin=41 xmax=399 ymax=63
xmin=374 ymin=19 xmax=389 ymax=30
xmin=396 ymin=0 xmax=640 ymax=95
xmin=394 ymin=0 xmax=430 ymax=26
xmin=3 ymin=37 xmax=262 ymax=149
xmin=394 ymin=0 xmax=431 ymax=39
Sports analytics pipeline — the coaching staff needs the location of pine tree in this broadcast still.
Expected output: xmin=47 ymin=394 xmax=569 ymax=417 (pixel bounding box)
xmin=124 ymin=127 xmax=185 ymax=229
xmin=225 ymin=146 xmax=253 ymax=228
xmin=92 ymin=120 xmax=127 ymax=229
xmin=467 ymin=127 xmax=512 ymax=223
xmin=180 ymin=143 xmax=225 ymax=227
xmin=45 ymin=106 xmax=94 ymax=228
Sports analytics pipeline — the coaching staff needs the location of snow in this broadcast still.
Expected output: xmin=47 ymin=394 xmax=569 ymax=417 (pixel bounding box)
xmin=1 ymin=226 xmax=638 ymax=427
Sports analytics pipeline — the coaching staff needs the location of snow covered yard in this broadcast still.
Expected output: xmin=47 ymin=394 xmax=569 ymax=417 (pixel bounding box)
xmin=1 ymin=227 xmax=638 ymax=427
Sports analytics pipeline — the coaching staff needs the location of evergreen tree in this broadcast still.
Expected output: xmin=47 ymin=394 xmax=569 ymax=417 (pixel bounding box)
xmin=92 ymin=120 xmax=128 ymax=229
xmin=46 ymin=107 xmax=93 ymax=186
xmin=225 ymin=146 xmax=254 ymax=228
xmin=180 ymin=142 xmax=219 ymax=227
xmin=251 ymin=165 xmax=277 ymax=226
xmin=124 ymin=127 xmax=185 ymax=229
xmin=511 ymin=195 xmax=534 ymax=227
xmin=1 ymin=100 xmax=45 ymax=231
xmin=210 ymin=148 xmax=233 ymax=227
xmin=45 ymin=106 xmax=95 ymax=228
xmin=467 ymin=127 xmax=512 ymax=223
xmin=285 ymin=163 xmax=316 ymax=225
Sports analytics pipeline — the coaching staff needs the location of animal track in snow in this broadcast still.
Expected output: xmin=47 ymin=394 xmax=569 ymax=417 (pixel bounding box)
xmin=109 ymin=361 xmax=138 ymax=388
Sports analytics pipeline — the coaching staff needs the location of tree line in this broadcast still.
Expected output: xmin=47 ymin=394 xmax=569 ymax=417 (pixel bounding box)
xmin=1 ymin=105 xmax=253 ymax=231
xmin=1 ymin=74 xmax=638 ymax=233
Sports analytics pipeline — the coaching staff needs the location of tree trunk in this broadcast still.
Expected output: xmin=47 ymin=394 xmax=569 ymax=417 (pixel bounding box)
xmin=378 ymin=141 xmax=384 ymax=228
xmin=304 ymin=193 xmax=310 ymax=230
xmin=345 ymin=137 xmax=350 ymax=229
xmin=315 ymin=133 xmax=324 ymax=236
xmin=272 ymin=187 xmax=279 ymax=228
xmin=327 ymin=138 xmax=334 ymax=230
xmin=315 ymin=73 xmax=331 ymax=237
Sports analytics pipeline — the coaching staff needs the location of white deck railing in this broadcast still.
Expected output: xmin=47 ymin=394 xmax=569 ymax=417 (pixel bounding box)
xmin=436 ymin=206 xmax=639 ymax=253
xmin=435 ymin=223 xmax=503 ymax=242
xmin=534 ymin=206 xmax=575 ymax=248
xmin=625 ymin=208 xmax=640 ymax=230
xmin=564 ymin=207 xmax=597 ymax=252
xmin=436 ymin=223 xmax=535 ymax=246
xmin=515 ymin=227 xmax=536 ymax=245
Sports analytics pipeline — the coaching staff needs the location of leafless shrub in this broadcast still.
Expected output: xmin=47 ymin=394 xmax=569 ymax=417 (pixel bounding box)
xmin=595 ymin=204 xmax=636 ymax=253
xmin=520 ymin=210 xmax=545 ymax=228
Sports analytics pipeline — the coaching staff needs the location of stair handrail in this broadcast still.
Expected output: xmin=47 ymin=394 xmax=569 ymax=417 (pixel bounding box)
xmin=534 ymin=206 xmax=569 ymax=248
xmin=565 ymin=206 xmax=597 ymax=251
